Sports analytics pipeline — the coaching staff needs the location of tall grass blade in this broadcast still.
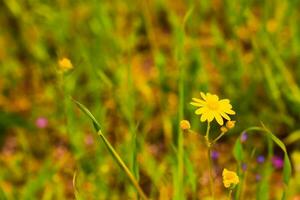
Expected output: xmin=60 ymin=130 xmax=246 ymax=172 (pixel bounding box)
xmin=73 ymin=99 xmax=148 ymax=200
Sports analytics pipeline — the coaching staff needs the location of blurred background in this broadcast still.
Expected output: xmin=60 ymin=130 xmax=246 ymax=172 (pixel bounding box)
xmin=1 ymin=0 xmax=300 ymax=199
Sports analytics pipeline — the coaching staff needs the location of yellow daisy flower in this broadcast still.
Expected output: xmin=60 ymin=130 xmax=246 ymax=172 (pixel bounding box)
xmin=222 ymin=168 xmax=239 ymax=188
xmin=190 ymin=92 xmax=235 ymax=125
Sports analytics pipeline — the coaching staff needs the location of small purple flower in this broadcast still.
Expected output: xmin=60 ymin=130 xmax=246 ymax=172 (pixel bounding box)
xmin=211 ymin=150 xmax=219 ymax=160
xmin=85 ymin=135 xmax=94 ymax=146
xmin=257 ymin=155 xmax=265 ymax=164
xmin=241 ymin=131 xmax=248 ymax=142
xmin=272 ymin=156 xmax=284 ymax=169
xmin=242 ymin=163 xmax=247 ymax=171
xmin=255 ymin=174 xmax=261 ymax=181
xmin=35 ymin=117 xmax=48 ymax=129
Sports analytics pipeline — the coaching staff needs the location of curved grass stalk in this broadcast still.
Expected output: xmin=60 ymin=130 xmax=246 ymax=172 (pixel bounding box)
xmin=97 ymin=130 xmax=148 ymax=200
xmin=233 ymin=124 xmax=292 ymax=200
xmin=73 ymin=99 xmax=148 ymax=200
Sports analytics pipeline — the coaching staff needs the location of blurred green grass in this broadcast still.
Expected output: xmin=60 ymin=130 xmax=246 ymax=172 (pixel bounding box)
xmin=1 ymin=0 xmax=300 ymax=199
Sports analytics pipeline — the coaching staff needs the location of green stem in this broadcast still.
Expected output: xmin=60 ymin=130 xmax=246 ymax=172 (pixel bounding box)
xmin=212 ymin=131 xmax=226 ymax=144
xmin=227 ymin=189 xmax=233 ymax=200
xmin=97 ymin=131 xmax=148 ymax=200
xmin=205 ymin=122 xmax=211 ymax=139
xmin=204 ymin=122 xmax=214 ymax=199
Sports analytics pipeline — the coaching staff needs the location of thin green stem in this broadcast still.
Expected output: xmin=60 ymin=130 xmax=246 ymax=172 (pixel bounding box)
xmin=212 ymin=131 xmax=226 ymax=144
xmin=227 ymin=189 xmax=233 ymax=200
xmin=240 ymin=169 xmax=248 ymax=200
xmin=207 ymin=148 xmax=214 ymax=199
xmin=205 ymin=122 xmax=211 ymax=139
xmin=204 ymin=122 xmax=214 ymax=199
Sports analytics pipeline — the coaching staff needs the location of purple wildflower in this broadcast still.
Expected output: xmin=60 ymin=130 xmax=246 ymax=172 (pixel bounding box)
xmin=35 ymin=117 xmax=48 ymax=129
xmin=211 ymin=150 xmax=219 ymax=160
xmin=242 ymin=163 xmax=247 ymax=171
xmin=85 ymin=135 xmax=94 ymax=146
xmin=257 ymin=155 xmax=265 ymax=164
xmin=255 ymin=174 xmax=261 ymax=181
xmin=241 ymin=131 xmax=248 ymax=142
xmin=272 ymin=156 xmax=284 ymax=169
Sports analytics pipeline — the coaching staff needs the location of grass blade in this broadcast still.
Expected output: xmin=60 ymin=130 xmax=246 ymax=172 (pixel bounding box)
xmin=73 ymin=99 xmax=148 ymax=200
xmin=72 ymin=99 xmax=101 ymax=131
xmin=235 ymin=125 xmax=292 ymax=200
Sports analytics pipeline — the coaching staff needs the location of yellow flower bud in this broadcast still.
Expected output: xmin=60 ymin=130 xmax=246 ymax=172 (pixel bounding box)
xmin=226 ymin=120 xmax=235 ymax=129
xmin=180 ymin=120 xmax=191 ymax=131
xmin=222 ymin=168 xmax=239 ymax=188
xmin=220 ymin=126 xmax=228 ymax=133
xmin=58 ymin=58 xmax=73 ymax=72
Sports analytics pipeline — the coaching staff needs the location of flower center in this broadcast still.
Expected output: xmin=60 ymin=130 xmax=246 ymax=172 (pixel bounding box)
xmin=207 ymin=100 xmax=219 ymax=110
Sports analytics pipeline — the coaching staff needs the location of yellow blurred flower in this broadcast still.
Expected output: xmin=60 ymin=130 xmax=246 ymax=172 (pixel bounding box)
xmin=180 ymin=120 xmax=191 ymax=131
xmin=58 ymin=57 xmax=73 ymax=72
xmin=190 ymin=92 xmax=235 ymax=125
xmin=222 ymin=168 xmax=239 ymax=188
xmin=267 ymin=19 xmax=278 ymax=33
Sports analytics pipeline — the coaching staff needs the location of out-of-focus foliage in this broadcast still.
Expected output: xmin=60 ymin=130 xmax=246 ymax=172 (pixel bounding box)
xmin=1 ymin=0 xmax=300 ymax=199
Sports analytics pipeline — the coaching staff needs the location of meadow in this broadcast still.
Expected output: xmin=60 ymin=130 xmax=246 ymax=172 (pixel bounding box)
xmin=1 ymin=0 xmax=300 ymax=199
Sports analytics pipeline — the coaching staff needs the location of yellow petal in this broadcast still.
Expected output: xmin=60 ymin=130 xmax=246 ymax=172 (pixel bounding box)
xmin=219 ymin=99 xmax=230 ymax=104
xmin=200 ymin=114 xmax=207 ymax=122
xmin=190 ymin=102 xmax=203 ymax=107
xmin=212 ymin=94 xmax=219 ymax=101
xmin=207 ymin=112 xmax=214 ymax=122
xmin=219 ymin=99 xmax=232 ymax=109
xmin=214 ymin=113 xmax=224 ymax=125
xmin=220 ymin=112 xmax=231 ymax=120
xmin=206 ymin=93 xmax=219 ymax=102
xmin=224 ymin=181 xmax=231 ymax=188
xmin=225 ymin=109 xmax=236 ymax=115
xmin=192 ymin=98 xmax=206 ymax=105
xmin=200 ymin=92 xmax=206 ymax=100
xmin=195 ymin=107 xmax=207 ymax=115
xmin=222 ymin=168 xmax=229 ymax=176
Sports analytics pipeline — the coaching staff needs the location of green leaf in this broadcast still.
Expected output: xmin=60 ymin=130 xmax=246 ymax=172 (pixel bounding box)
xmin=184 ymin=151 xmax=197 ymax=194
xmin=236 ymin=125 xmax=292 ymax=200
xmin=261 ymin=125 xmax=292 ymax=187
xmin=284 ymin=130 xmax=300 ymax=145
xmin=233 ymin=139 xmax=244 ymax=163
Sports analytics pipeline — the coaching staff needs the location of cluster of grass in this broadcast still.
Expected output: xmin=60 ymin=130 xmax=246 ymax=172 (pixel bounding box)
xmin=1 ymin=0 xmax=300 ymax=199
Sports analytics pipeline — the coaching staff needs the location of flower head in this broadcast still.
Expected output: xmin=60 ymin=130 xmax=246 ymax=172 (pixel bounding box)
xmin=220 ymin=126 xmax=228 ymax=133
xmin=226 ymin=120 xmax=236 ymax=129
xmin=211 ymin=150 xmax=219 ymax=160
xmin=222 ymin=168 xmax=239 ymax=188
xmin=190 ymin=92 xmax=235 ymax=125
xmin=242 ymin=163 xmax=247 ymax=171
xmin=257 ymin=155 xmax=265 ymax=164
xmin=241 ymin=132 xmax=248 ymax=142
xmin=58 ymin=57 xmax=73 ymax=72
xmin=35 ymin=117 xmax=48 ymax=129
xmin=272 ymin=156 xmax=284 ymax=169
xmin=180 ymin=120 xmax=191 ymax=131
